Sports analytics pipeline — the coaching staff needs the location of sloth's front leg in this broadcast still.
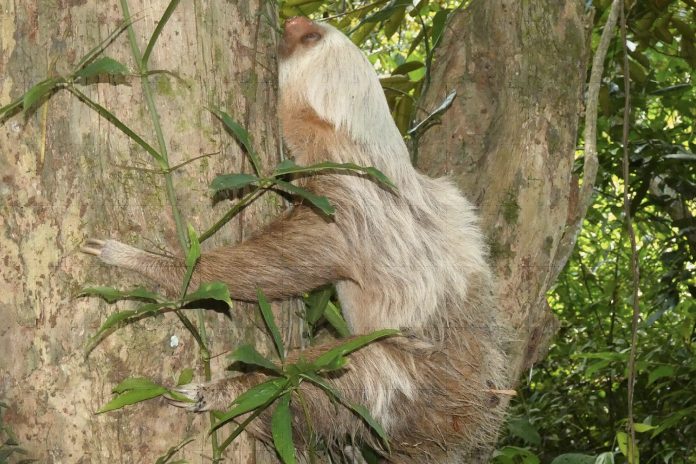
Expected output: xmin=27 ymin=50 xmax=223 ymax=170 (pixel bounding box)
xmin=82 ymin=206 xmax=351 ymax=301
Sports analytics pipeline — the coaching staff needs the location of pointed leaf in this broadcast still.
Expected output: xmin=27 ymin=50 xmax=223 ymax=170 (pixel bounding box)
xmin=143 ymin=0 xmax=182 ymax=65
xmin=210 ymin=173 xmax=259 ymax=192
xmin=313 ymin=329 xmax=399 ymax=369
xmin=176 ymin=368 xmax=194 ymax=386
xmin=97 ymin=387 xmax=167 ymax=413
xmin=304 ymin=286 xmax=333 ymax=325
xmin=212 ymin=378 xmax=287 ymax=430
xmin=647 ymin=365 xmax=674 ymax=385
xmin=273 ymin=179 xmax=334 ymax=216
xmin=113 ymin=377 xmax=164 ymax=393
xmin=23 ymin=78 xmax=63 ymax=112
xmin=272 ymin=160 xmax=396 ymax=191
xmin=324 ymin=302 xmax=351 ymax=337
xmin=228 ymin=344 xmax=281 ymax=373
xmin=182 ymin=281 xmax=233 ymax=307
xmin=69 ymin=86 xmax=164 ymax=163
xmin=210 ymin=108 xmax=262 ymax=175
xmin=79 ymin=286 xmax=163 ymax=303
xmin=154 ymin=436 xmax=195 ymax=464
xmin=74 ymin=57 xmax=129 ymax=80
xmin=271 ymin=394 xmax=296 ymax=464
xmin=348 ymin=403 xmax=390 ymax=452
xmin=182 ymin=223 xmax=200 ymax=294
xmin=257 ymin=289 xmax=285 ymax=361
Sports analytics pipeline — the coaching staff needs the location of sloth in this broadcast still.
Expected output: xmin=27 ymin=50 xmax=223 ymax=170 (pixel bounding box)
xmin=83 ymin=16 xmax=508 ymax=463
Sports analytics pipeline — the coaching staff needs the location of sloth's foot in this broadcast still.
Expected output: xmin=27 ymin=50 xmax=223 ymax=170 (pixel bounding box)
xmin=167 ymin=378 xmax=243 ymax=412
xmin=81 ymin=238 xmax=145 ymax=268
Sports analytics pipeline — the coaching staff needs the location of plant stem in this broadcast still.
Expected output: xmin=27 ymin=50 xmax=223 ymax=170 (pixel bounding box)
xmin=119 ymin=0 xmax=188 ymax=252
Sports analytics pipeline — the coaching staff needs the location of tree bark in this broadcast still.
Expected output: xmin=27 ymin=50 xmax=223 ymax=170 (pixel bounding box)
xmin=0 ymin=1 xmax=291 ymax=462
xmin=416 ymin=0 xmax=589 ymax=389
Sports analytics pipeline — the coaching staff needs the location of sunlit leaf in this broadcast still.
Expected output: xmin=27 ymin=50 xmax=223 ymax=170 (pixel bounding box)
xmin=143 ymin=0 xmax=181 ymax=65
xmin=74 ymin=57 xmax=129 ymax=80
xmin=210 ymin=108 xmax=262 ymax=175
xmin=176 ymin=368 xmax=194 ymax=386
xmin=97 ymin=387 xmax=167 ymax=413
xmin=182 ymin=281 xmax=233 ymax=307
xmin=257 ymin=289 xmax=285 ymax=361
xmin=79 ymin=286 xmax=162 ymax=303
xmin=312 ymin=329 xmax=399 ymax=368
xmin=212 ymin=378 xmax=287 ymax=430
xmin=228 ymin=344 xmax=280 ymax=373
xmin=271 ymin=394 xmax=296 ymax=464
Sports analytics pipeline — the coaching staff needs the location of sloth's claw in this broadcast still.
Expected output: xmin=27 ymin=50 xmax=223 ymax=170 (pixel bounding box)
xmin=166 ymin=384 xmax=209 ymax=412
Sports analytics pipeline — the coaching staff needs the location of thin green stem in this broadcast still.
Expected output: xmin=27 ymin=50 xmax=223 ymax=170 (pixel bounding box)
xmin=199 ymin=189 xmax=266 ymax=243
xmin=119 ymin=0 xmax=188 ymax=251
xmin=119 ymin=0 xmax=220 ymax=457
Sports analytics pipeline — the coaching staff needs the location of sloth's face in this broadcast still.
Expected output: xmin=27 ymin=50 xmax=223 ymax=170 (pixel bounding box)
xmin=278 ymin=17 xmax=325 ymax=60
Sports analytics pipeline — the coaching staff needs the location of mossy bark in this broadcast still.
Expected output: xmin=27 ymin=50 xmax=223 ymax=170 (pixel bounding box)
xmin=0 ymin=1 xmax=293 ymax=462
xmin=416 ymin=0 xmax=589 ymax=453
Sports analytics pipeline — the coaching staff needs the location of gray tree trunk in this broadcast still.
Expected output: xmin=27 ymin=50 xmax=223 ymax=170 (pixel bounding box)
xmin=416 ymin=0 xmax=589 ymax=400
xmin=0 ymin=1 xmax=289 ymax=462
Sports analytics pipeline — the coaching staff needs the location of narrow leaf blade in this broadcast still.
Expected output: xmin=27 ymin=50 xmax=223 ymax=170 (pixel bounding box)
xmin=271 ymin=394 xmax=296 ymax=464
xmin=97 ymin=387 xmax=167 ymax=413
xmin=273 ymin=179 xmax=335 ymax=216
xmin=228 ymin=344 xmax=281 ymax=373
xmin=257 ymin=289 xmax=285 ymax=361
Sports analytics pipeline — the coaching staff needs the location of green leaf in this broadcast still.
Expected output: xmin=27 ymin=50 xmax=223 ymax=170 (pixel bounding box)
xmin=74 ymin=57 xmax=129 ymax=80
xmin=271 ymin=394 xmax=296 ymax=464
xmin=23 ymin=78 xmax=63 ymax=112
xmin=350 ymin=403 xmax=390 ymax=452
xmin=273 ymin=179 xmax=335 ymax=216
xmin=257 ymin=289 xmax=285 ymax=361
xmin=176 ymin=368 xmax=194 ymax=386
xmin=301 ymin=371 xmax=389 ymax=451
xmin=550 ymin=454 xmax=596 ymax=464
xmin=68 ymin=86 xmax=164 ymax=163
xmin=97 ymin=387 xmax=167 ymax=413
xmin=594 ymin=452 xmax=614 ymax=464
xmin=212 ymin=378 xmax=287 ymax=430
xmin=647 ymin=365 xmax=674 ymax=385
xmin=0 ymin=96 xmax=23 ymax=119
xmin=228 ymin=344 xmax=281 ymax=373
xmin=324 ymin=302 xmax=351 ymax=338
xmin=182 ymin=223 xmax=200 ymax=294
xmin=313 ymin=329 xmax=399 ymax=369
xmin=182 ymin=281 xmax=233 ymax=307
xmin=112 ymin=377 xmax=164 ymax=393
xmin=210 ymin=173 xmax=259 ymax=192
xmin=272 ymin=160 xmax=396 ymax=191
xmin=79 ymin=286 xmax=163 ymax=303
xmin=210 ymin=108 xmax=262 ymax=175
xmin=616 ymin=431 xmax=639 ymax=464
xmin=507 ymin=417 xmax=541 ymax=446
xmin=633 ymin=423 xmax=657 ymax=433
xmin=84 ymin=302 xmax=170 ymax=355
xmin=304 ymin=286 xmax=333 ymax=325
xmin=391 ymin=61 xmax=424 ymax=76
xmin=143 ymin=0 xmax=182 ymax=66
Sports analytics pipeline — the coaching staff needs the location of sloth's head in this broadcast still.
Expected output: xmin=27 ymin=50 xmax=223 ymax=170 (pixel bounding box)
xmin=278 ymin=17 xmax=401 ymax=148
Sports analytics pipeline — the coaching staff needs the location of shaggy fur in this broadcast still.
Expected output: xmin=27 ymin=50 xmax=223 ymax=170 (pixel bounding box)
xmin=83 ymin=17 xmax=508 ymax=463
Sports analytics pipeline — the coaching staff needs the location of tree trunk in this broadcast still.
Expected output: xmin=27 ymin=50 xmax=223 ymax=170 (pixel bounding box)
xmin=416 ymin=0 xmax=589 ymax=390
xmin=0 ymin=1 xmax=291 ymax=462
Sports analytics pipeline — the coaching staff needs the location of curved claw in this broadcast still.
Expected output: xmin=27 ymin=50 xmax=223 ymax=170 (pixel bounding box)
xmin=80 ymin=238 xmax=106 ymax=256
xmin=165 ymin=384 xmax=209 ymax=412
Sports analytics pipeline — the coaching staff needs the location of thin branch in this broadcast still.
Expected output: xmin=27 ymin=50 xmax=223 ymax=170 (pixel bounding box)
xmin=621 ymin=1 xmax=641 ymax=462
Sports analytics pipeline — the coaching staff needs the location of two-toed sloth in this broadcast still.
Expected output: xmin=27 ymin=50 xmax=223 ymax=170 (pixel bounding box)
xmin=83 ymin=17 xmax=508 ymax=463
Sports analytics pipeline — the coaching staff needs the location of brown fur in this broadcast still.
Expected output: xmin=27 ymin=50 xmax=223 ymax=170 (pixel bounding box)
xmin=83 ymin=17 xmax=509 ymax=463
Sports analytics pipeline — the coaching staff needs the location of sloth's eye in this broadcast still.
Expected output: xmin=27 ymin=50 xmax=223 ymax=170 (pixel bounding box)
xmin=301 ymin=32 xmax=322 ymax=44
